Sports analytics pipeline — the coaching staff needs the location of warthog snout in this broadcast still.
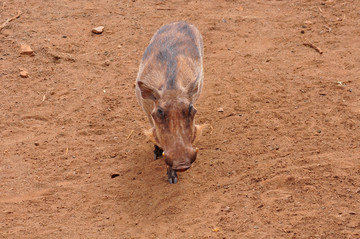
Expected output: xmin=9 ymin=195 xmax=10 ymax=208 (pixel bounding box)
xmin=164 ymin=147 xmax=197 ymax=172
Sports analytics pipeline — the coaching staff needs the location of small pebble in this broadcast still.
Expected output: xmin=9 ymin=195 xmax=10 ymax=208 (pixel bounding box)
xmin=20 ymin=44 xmax=34 ymax=55
xmin=222 ymin=206 xmax=231 ymax=212
xmin=104 ymin=59 xmax=110 ymax=66
xmin=92 ymin=26 xmax=104 ymax=34
xmin=20 ymin=70 xmax=29 ymax=78
xmin=217 ymin=107 xmax=224 ymax=112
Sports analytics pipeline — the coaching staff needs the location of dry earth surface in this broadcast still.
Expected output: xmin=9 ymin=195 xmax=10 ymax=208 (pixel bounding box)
xmin=1 ymin=0 xmax=360 ymax=238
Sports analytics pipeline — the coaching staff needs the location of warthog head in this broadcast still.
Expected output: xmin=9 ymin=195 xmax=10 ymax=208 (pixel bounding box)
xmin=138 ymin=81 xmax=202 ymax=171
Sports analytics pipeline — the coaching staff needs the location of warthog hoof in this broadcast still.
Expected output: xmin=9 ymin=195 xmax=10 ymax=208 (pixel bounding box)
xmin=154 ymin=145 xmax=163 ymax=160
xmin=167 ymin=167 xmax=178 ymax=184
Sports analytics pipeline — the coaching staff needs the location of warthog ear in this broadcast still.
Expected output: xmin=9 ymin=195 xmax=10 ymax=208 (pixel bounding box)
xmin=138 ymin=81 xmax=160 ymax=101
xmin=186 ymin=80 xmax=199 ymax=100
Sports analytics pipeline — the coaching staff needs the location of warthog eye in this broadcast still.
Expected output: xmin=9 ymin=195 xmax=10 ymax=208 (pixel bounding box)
xmin=157 ymin=107 xmax=164 ymax=118
xmin=153 ymin=107 xmax=166 ymax=123
xmin=189 ymin=104 xmax=197 ymax=115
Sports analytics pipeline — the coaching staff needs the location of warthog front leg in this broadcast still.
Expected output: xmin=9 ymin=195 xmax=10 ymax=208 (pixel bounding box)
xmin=153 ymin=145 xmax=163 ymax=160
xmin=167 ymin=166 xmax=178 ymax=184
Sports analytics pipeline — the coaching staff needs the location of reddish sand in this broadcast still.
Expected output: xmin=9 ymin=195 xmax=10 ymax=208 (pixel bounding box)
xmin=1 ymin=0 xmax=359 ymax=238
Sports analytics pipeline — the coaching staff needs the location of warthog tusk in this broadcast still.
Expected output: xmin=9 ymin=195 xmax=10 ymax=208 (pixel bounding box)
xmin=162 ymin=151 xmax=165 ymax=157
xmin=196 ymin=147 xmax=199 ymax=153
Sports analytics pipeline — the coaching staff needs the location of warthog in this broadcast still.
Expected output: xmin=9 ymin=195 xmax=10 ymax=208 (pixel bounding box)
xmin=135 ymin=21 xmax=204 ymax=184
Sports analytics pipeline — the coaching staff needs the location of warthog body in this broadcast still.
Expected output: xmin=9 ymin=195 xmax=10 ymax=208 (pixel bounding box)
xmin=135 ymin=21 xmax=204 ymax=184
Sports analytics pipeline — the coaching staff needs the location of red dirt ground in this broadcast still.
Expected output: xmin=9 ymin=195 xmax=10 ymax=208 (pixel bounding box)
xmin=1 ymin=0 xmax=359 ymax=238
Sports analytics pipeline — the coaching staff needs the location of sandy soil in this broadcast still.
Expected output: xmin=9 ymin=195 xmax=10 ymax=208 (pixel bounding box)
xmin=1 ymin=0 xmax=360 ymax=238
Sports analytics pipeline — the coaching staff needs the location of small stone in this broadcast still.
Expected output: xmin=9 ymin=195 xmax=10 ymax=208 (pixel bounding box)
xmin=222 ymin=206 xmax=231 ymax=212
xmin=104 ymin=59 xmax=110 ymax=66
xmin=92 ymin=26 xmax=104 ymax=34
xmin=20 ymin=44 xmax=34 ymax=55
xmin=302 ymin=21 xmax=313 ymax=29
xmin=269 ymin=145 xmax=279 ymax=151
xmin=217 ymin=107 xmax=224 ymax=112
xmin=20 ymin=70 xmax=29 ymax=78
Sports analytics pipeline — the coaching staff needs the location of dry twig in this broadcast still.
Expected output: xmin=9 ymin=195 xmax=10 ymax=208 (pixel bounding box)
xmin=303 ymin=42 xmax=323 ymax=54
xmin=126 ymin=130 xmax=134 ymax=139
xmin=0 ymin=9 xmax=22 ymax=32
xmin=323 ymin=25 xmax=332 ymax=32
xmin=209 ymin=124 xmax=214 ymax=135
